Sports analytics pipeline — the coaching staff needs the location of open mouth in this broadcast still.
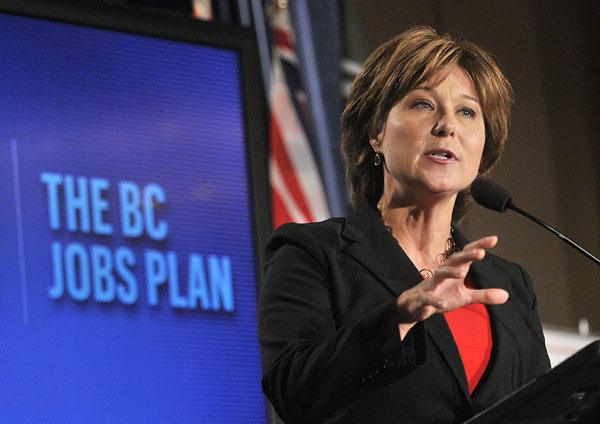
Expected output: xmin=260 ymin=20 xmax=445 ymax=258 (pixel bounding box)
xmin=426 ymin=149 xmax=456 ymax=160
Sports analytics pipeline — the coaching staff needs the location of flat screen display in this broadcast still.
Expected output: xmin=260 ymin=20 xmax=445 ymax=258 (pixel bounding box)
xmin=0 ymin=5 xmax=267 ymax=422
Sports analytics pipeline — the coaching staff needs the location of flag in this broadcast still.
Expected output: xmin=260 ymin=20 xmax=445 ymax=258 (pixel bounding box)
xmin=267 ymin=6 xmax=330 ymax=228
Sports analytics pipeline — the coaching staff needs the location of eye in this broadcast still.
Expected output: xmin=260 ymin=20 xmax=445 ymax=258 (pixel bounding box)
xmin=458 ymin=107 xmax=477 ymax=118
xmin=412 ymin=100 xmax=433 ymax=110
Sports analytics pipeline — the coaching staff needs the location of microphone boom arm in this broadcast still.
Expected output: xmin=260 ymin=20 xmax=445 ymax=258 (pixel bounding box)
xmin=508 ymin=202 xmax=600 ymax=267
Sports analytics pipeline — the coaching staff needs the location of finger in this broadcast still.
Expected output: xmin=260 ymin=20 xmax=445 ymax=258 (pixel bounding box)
xmin=433 ymin=266 xmax=465 ymax=280
xmin=444 ymin=248 xmax=486 ymax=267
xmin=433 ymin=250 xmax=485 ymax=281
xmin=463 ymin=235 xmax=498 ymax=252
xmin=470 ymin=288 xmax=509 ymax=305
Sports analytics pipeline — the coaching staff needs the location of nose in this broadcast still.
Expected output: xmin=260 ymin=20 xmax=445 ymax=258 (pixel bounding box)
xmin=432 ymin=115 xmax=455 ymax=137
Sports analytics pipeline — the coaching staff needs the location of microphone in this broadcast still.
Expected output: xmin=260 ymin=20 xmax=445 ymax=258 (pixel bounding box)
xmin=470 ymin=178 xmax=513 ymax=213
xmin=470 ymin=178 xmax=600 ymax=267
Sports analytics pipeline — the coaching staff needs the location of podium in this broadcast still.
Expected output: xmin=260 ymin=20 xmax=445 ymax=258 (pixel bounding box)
xmin=464 ymin=341 xmax=600 ymax=423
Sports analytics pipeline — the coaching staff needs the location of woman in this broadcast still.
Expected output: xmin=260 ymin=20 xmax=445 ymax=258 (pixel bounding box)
xmin=258 ymin=27 xmax=550 ymax=424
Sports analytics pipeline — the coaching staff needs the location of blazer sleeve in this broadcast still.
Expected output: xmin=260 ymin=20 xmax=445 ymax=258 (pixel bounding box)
xmin=258 ymin=223 xmax=427 ymax=423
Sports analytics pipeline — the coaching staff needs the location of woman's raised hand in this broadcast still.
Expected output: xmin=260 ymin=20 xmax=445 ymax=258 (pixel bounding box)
xmin=396 ymin=236 xmax=509 ymax=338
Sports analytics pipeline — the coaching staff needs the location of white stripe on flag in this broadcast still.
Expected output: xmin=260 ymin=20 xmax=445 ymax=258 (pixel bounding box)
xmin=269 ymin=157 xmax=309 ymax=223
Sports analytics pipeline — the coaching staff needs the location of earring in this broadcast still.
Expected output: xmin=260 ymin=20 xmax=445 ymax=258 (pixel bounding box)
xmin=374 ymin=152 xmax=382 ymax=166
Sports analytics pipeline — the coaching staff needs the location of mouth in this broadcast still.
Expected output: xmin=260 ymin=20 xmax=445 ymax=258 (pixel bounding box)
xmin=425 ymin=149 xmax=457 ymax=161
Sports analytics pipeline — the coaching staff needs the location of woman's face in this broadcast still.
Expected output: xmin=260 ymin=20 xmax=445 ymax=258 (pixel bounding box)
xmin=371 ymin=65 xmax=485 ymax=204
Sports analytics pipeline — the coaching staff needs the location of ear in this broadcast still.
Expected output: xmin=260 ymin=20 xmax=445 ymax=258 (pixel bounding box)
xmin=369 ymin=132 xmax=382 ymax=151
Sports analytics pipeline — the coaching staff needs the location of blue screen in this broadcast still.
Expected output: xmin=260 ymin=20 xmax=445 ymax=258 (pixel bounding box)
xmin=0 ymin=13 xmax=265 ymax=423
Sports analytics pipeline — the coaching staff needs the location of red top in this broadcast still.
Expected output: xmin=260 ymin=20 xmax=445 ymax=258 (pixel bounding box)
xmin=443 ymin=275 xmax=492 ymax=394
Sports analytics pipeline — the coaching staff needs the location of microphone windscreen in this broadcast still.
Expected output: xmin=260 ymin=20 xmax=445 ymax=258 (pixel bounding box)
xmin=470 ymin=178 xmax=513 ymax=213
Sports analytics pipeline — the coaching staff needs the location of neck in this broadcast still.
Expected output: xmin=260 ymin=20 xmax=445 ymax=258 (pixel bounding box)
xmin=378 ymin=193 xmax=455 ymax=269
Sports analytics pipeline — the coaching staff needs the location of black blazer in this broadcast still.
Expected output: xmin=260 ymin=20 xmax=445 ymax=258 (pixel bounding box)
xmin=258 ymin=203 xmax=550 ymax=423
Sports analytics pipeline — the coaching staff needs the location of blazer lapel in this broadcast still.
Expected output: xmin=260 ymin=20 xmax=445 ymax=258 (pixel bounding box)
xmin=469 ymin=257 xmax=520 ymax=401
xmin=341 ymin=203 xmax=423 ymax=296
xmin=341 ymin=204 xmax=471 ymax=401
xmin=426 ymin=314 xmax=471 ymax=401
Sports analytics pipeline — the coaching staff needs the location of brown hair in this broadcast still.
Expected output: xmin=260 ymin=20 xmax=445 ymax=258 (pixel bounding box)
xmin=340 ymin=26 xmax=513 ymax=222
